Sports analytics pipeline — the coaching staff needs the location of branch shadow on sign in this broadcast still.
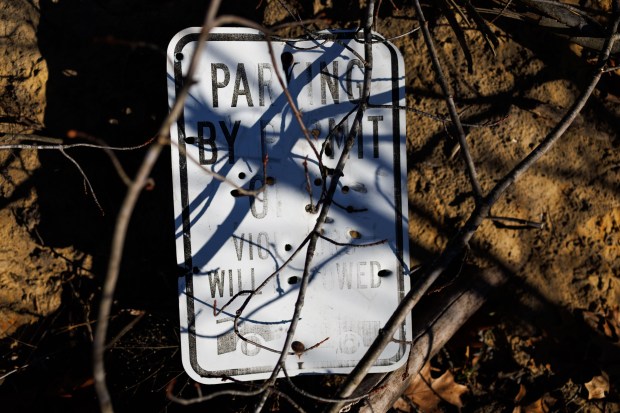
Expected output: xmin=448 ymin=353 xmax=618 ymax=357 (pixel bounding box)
xmin=170 ymin=32 xmax=409 ymax=373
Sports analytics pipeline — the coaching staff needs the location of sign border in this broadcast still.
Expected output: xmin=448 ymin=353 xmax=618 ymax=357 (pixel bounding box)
xmin=171 ymin=29 xmax=408 ymax=380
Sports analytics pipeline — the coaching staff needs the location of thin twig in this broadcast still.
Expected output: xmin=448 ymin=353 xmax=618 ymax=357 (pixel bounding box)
xmin=59 ymin=148 xmax=104 ymax=215
xmin=165 ymin=378 xmax=267 ymax=405
xmin=67 ymin=130 xmax=134 ymax=186
xmin=93 ymin=2 xmax=226 ymax=412
xmin=271 ymin=388 xmax=308 ymax=413
xmin=172 ymin=139 xmax=264 ymax=197
xmin=490 ymin=0 xmax=513 ymax=24
xmin=488 ymin=215 xmax=544 ymax=229
xmin=368 ymin=104 xmax=507 ymax=127
xmin=104 ymin=310 xmax=145 ymax=350
xmin=317 ymin=233 xmax=387 ymax=247
xmin=281 ymin=366 xmax=370 ymax=404
xmin=217 ymin=235 xmax=311 ymax=316
xmin=413 ymin=0 xmax=484 ymax=202
xmin=254 ymin=2 xmax=376 ymax=412
xmin=0 ymin=136 xmax=154 ymax=151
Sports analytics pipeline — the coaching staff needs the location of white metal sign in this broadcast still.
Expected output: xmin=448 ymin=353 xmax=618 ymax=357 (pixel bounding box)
xmin=168 ymin=28 xmax=410 ymax=383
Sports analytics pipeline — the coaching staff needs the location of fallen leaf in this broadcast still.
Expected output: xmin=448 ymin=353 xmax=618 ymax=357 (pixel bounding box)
xmin=582 ymin=310 xmax=618 ymax=341
xmin=394 ymin=362 xmax=468 ymax=412
xmin=585 ymin=372 xmax=609 ymax=400
xmin=524 ymin=398 xmax=548 ymax=413
xmin=514 ymin=384 xmax=527 ymax=403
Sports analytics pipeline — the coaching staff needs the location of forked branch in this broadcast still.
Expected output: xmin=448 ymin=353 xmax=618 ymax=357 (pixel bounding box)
xmin=326 ymin=9 xmax=620 ymax=413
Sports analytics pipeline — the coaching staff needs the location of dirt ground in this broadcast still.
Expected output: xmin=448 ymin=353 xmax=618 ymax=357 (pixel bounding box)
xmin=0 ymin=0 xmax=619 ymax=412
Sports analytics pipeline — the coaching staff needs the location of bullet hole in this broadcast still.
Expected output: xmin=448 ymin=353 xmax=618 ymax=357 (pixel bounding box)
xmin=266 ymin=176 xmax=276 ymax=185
xmin=175 ymin=52 xmax=184 ymax=61
xmin=346 ymin=205 xmax=355 ymax=213
xmin=314 ymin=178 xmax=323 ymax=186
xmin=305 ymin=204 xmax=317 ymax=213
xmin=184 ymin=136 xmax=195 ymax=144
xmin=281 ymin=52 xmax=294 ymax=68
xmin=192 ymin=266 xmax=200 ymax=274
xmin=238 ymin=172 xmax=246 ymax=179
xmin=342 ymin=186 xmax=350 ymax=194
xmin=291 ymin=341 xmax=305 ymax=354
xmin=281 ymin=52 xmax=294 ymax=83
xmin=325 ymin=217 xmax=334 ymax=223
xmin=285 ymin=244 xmax=293 ymax=251
xmin=230 ymin=189 xmax=241 ymax=197
xmin=349 ymin=230 xmax=362 ymax=239
xmin=378 ymin=269 xmax=392 ymax=277
xmin=325 ymin=142 xmax=333 ymax=157
xmin=287 ymin=276 xmax=298 ymax=285
xmin=144 ymin=179 xmax=156 ymax=191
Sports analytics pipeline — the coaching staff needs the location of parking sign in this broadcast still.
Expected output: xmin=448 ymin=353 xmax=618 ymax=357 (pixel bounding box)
xmin=168 ymin=28 xmax=410 ymax=383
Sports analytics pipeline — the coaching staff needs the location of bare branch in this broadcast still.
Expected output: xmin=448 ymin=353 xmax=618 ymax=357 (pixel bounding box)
xmin=165 ymin=378 xmax=267 ymax=405
xmin=93 ymin=1 xmax=227 ymax=411
xmin=253 ymin=2 xmax=377 ymax=412
xmin=317 ymin=233 xmax=387 ymax=247
xmin=59 ymin=148 xmax=104 ymax=215
xmin=359 ymin=266 xmax=508 ymax=412
xmin=327 ymin=12 xmax=620 ymax=412
xmin=413 ymin=0 xmax=484 ymax=201
xmin=0 ymin=135 xmax=154 ymax=151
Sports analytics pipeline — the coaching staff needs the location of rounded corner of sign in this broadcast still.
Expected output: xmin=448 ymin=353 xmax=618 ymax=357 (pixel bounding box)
xmin=377 ymin=347 xmax=411 ymax=373
xmin=180 ymin=355 xmax=207 ymax=383
xmin=167 ymin=27 xmax=199 ymax=53
xmin=396 ymin=345 xmax=412 ymax=369
xmin=180 ymin=353 xmax=222 ymax=385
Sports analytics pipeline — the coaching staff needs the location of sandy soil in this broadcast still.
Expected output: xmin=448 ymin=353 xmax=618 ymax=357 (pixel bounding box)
xmin=0 ymin=0 xmax=618 ymax=412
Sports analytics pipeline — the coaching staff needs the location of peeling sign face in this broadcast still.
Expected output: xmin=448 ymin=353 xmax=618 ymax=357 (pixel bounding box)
xmin=168 ymin=28 xmax=411 ymax=384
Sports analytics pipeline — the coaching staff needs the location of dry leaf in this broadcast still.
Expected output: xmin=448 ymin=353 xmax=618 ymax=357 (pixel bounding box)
xmin=394 ymin=362 xmax=468 ymax=412
xmin=585 ymin=372 xmax=609 ymax=400
xmin=582 ymin=310 xmax=619 ymax=341
xmin=523 ymin=398 xmax=548 ymax=413
xmin=514 ymin=384 xmax=527 ymax=403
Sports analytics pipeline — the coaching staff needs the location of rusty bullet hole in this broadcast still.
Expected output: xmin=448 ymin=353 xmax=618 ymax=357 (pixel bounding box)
xmin=314 ymin=178 xmax=322 ymax=186
xmin=291 ymin=341 xmax=305 ymax=354
xmin=281 ymin=52 xmax=294 ymax=83
xmin=281 ymin=51 xmax=294 ymax=67
xmin=342 ymin=185 xmax=350 ymax=194
xmin=349 ymin=230 xmax=362 ymax=239
xmin=184 ymin=136 xmax=195 ymax=144
xmin=285 ymin=244 xmax=293 ymax=251
xmin=311 ymin=129 xmax=320 ymax=138
xmin=378 ymin=269 xmax=392 ymax=277
xmin=238 ymin=172 xmax=246 ymax=179
xmin=230 ymin=189 xmax=241 ymax=197
xmin=287 ymin=276 xmax=298 ymax=285
xmin=266 ymin=176 xmax=275 ymax=185
xmin=325 ymin=145 xmax=333 ymax=157
xmin=144 ymin=179 xmax=156 ymax=191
